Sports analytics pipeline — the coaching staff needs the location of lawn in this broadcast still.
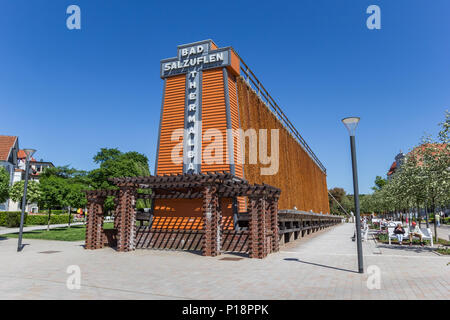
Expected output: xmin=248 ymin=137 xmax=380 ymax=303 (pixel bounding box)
xmin=2 ymin=223 xmax=114 ymax=242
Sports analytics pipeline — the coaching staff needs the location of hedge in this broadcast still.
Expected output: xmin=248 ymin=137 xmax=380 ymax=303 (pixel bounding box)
xmin=37 ymin=209 xmax=65 ymax=215
xmin=0 ymin=212 xmax=74 ymax=227
xmin=0 ymin=212 xmax=27 ymax=228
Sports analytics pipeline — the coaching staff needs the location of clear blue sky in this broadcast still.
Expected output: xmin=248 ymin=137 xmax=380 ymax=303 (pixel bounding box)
xmin=1 ymin=0 xmax=448 ymax=194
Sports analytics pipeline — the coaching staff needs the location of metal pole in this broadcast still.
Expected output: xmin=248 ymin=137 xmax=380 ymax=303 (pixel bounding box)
xmin=68 ymin=205 xmax=71 ymax=228
xmin=418 ymin=203 xmax=421 ymax=228
xmin=350 ymin=135 xmax=364 ymax=273
xmin=17 ymin=155 xmax=31 ymax=252
xmin=433 ymin=210 xmax=438 ymax=242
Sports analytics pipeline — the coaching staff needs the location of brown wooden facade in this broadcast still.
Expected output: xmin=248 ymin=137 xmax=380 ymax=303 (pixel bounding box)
xmin=154 ymin=40 xmax=330 ymax=227
xmin=237 ymin=77 xmax=330 ymax=213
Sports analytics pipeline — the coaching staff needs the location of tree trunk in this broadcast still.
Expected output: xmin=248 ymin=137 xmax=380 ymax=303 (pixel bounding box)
xmin=47 ymin=208 xmax=51 ymax=231
xmin=417 ymin=201 xmax=421 ymax=228
xmin=432 ymin=197 xmax=438 ymax=242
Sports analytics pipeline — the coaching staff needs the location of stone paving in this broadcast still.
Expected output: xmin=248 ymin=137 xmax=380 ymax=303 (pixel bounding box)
xmin=0 ymin=223 xmax=448 ymax=300
xmin=432 ymin=223 xmax=449 ymax=241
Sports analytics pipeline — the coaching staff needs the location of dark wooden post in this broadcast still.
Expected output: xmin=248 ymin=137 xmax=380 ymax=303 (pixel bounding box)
xmin=269 ymin=196 xmax=279 ymax=253
xmin=85 ymin=195 xmax=105 ymax=250
xmin=249 ymin=196 xmax=269 ymax=259
xmin=202 ymin=186 xmax=221 ymax=257
xmin=115 ymin=187 xmax=137 ymax=252
xmin=258 ymin=197 xmax=268 ymax=258
xmin=248 ymin=197 xmax=258 ymax=258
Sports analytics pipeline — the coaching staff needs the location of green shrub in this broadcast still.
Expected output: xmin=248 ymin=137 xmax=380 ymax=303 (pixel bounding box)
xmin=377 ymin=233 xmax=389 ymax=242
xmin=436 ymin=248 xmax=450 ymax=255
xmin=49 ymin=214 xmax=73 ymax=224
xmin=25 ymin=214 xmax=73 ymax=225
xmin=38 ymin=209 xmax=64 ymax=215
xmin=25 ymin=215 xmax=48 ymax=225
xmin=0 ymin=212 xmax=74 ymax=227
xmin=0 ymin=211 xmax=27 ymax=228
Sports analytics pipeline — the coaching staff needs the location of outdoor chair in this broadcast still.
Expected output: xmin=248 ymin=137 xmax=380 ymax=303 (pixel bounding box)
xmin=361 ymin=225 xmax=369 ymax=241
xmin=388 ymin=227 xmax=409 ymax=245
xmin=387 ymin=221 xmax=402 ymax=228
xmin=418 ymin=228 xmax=434 ymax=247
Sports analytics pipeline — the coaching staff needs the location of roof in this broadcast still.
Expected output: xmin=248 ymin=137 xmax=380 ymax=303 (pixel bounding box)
xmin=0 ymin=135 xmax=18 ymax=161
xmin=17 ymin=149 xmax=36 ymax=161
xmin=87 ymin=172 xmax=282 ymax=200
xmin=387 ymin=143 xmax=448 ymax=176
xmin=387 ymin=161 xmax=397 ymax=176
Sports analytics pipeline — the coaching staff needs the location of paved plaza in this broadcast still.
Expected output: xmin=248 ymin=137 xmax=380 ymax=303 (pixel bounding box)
xmin=0 ymin=223 xmax=448 ymax=299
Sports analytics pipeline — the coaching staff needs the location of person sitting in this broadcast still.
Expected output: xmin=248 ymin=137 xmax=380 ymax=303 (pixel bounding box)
xmin=393 ymin=223 xmax=405 ymax=245
xmin=409 ymin=221 xmax=424 ymax=246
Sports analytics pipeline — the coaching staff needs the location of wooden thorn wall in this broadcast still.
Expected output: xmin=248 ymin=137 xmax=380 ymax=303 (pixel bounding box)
xmin=236 ymin=77 xmax=330 ymax=214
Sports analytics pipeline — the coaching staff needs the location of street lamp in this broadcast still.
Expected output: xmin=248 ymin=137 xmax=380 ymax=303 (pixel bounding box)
xmin=342 ymin=117 xmax=364 ymax=274
xmin=17 ymin=148 xmax=36 ymax=252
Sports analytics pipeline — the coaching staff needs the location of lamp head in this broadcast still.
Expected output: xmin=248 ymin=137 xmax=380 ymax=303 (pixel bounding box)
xmin=22 ymin=149 xmax=36 ymax=160
xmin=341 ymin=117 xmax=360 ymax=136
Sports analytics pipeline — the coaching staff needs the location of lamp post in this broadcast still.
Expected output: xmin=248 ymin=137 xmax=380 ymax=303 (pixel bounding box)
xmin=17 ymin=148 xmax=36 ymax=252
xmin=342 ymin=117 xmax=364 ymax=274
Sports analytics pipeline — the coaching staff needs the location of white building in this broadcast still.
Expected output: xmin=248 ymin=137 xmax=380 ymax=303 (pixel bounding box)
xmin=0 ymin=135 xmax=54 ymax=212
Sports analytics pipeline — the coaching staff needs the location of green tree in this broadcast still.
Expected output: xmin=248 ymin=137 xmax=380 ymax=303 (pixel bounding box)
xmin=9 ymin=180 xmax=41 ymax=208
xmin=41 ymin=165 xmax=90 ymax=183
xmin=89 ymin=148 xmax=151 ymax=212
xmin=38 ymin=175 xmax=69 ymax=230
xmin=328 ymin=188 xmax=353 ymax=215
xmin=0 ymin=167 xmax=9 ymax=203
xmin=41 ymin=166 xmax=90 ymax=208
xmin=40 ymin=166 xmax=91 ymax=227
xmin=372 ymin=176 xmax=387 ymax=191
xmin=438 ymin=110 xmax=449 ymax=144
xmin=374 ymin=112 xmax=450 ymax=219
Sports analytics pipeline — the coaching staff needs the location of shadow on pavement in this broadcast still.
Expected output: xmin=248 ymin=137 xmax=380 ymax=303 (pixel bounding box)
xmin=376 ymin=244 xmax=437 ymax=254
xmin=283 ymin=258 xmax=358 ymax=273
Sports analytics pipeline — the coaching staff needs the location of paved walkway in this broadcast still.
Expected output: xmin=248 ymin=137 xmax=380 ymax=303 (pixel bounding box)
xmin=0 ymin=223 xmax=448 ymax=299
xmin=0 ymin=222 xmax=85 ymax=235
xmin=431 ymin=223 xmax=449 ymax=241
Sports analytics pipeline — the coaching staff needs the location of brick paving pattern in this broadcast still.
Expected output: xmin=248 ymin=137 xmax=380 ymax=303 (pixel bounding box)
xmin=0 ymin=223 xmax=448 ymax=299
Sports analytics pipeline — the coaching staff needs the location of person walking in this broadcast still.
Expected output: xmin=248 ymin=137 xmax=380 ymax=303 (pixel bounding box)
xmin=435 ymin=212 xmax=441 ymax=227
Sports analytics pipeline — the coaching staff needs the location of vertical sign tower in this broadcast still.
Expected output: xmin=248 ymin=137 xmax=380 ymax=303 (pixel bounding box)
xmin=154 ymin=40 xmax=242 ymax=228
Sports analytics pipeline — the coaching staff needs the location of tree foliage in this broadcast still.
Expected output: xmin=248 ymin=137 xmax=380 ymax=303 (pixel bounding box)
xmin=0 ymin=167 xmax=9 ymax=203
xmin=366 ymin=111 xmax=450 ymax=214
xmin=5 ymin=148 xmax=151 ymax=214
xmin=9 ymin=180 xmax=41 ymax=205
xmin=89 ymin=148 xmax=151 ymax=211
xmin=40 ymin=166 xmax=90 ymax=209
xmin=331 ymin=112 xmax=449 ymax=216
xmin=372 ymin=176 xmax=387 ymax=191
xmin=328 ymin=187 xmax=353 ymax=215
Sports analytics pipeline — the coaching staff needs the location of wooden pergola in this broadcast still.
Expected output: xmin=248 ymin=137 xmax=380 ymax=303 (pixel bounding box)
xmin=85 ymin=172 xmax=281 ymax=258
